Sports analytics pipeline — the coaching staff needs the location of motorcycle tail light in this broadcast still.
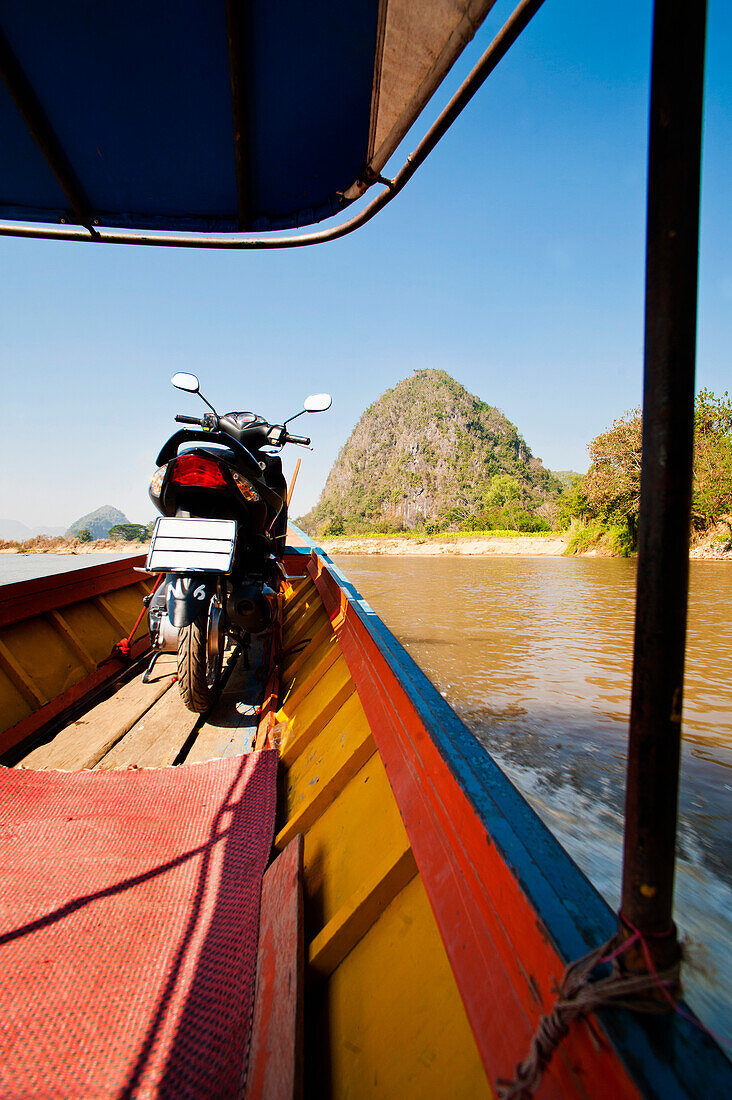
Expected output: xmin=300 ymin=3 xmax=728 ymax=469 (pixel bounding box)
xmin=169 ymin=454 xmax=227 ymax=489
xmin=232 ymin=472 xmax=260 ymax=502
xmin=149 ymin=466 xmax=166 ymax=497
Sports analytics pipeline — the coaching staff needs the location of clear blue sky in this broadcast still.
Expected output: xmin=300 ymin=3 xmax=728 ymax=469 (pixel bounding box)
xmin=1 ymin=0 xmax=729 ymax=529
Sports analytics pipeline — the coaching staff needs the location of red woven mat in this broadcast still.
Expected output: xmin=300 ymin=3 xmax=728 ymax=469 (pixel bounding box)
xmin=0 ymin=751 xmax=278 ymax=1099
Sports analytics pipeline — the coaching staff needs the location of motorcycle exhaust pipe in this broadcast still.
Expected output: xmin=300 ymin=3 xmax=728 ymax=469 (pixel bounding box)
xmin=148 ymin=580 xmax=180 ymax=652
xmin=228 ymin=583 xmax=276 ymax=634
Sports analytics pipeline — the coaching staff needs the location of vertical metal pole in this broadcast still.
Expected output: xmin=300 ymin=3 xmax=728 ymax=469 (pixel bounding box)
xmin=620 ymin=0 xmax=707 ymax=967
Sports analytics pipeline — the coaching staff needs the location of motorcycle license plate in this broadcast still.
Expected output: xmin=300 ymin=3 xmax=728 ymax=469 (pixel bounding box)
xmin=146 ymin=518 xmax=236 ymax=574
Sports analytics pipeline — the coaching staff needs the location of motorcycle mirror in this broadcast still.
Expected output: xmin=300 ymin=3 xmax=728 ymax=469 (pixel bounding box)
xmin=303 ymin=393 xmax=332 ymax=413
xmin=171 ymin=372 xmax=200 ymax=393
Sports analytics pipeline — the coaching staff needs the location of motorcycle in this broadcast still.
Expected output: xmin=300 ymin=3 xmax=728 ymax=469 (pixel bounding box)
xmin=142 ymin=372 xmax=331 ymax=713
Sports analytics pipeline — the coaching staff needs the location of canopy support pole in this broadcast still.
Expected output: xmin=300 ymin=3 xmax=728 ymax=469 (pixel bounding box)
xmin=620 ymin=0 xmax=707 ymax=970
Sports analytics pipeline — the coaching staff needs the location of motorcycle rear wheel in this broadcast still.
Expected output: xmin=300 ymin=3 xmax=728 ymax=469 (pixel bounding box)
xmin=177 ymin=597 xmax=224 ymax=714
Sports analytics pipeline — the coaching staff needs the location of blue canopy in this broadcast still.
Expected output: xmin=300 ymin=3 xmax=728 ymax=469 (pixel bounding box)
xmin=0 ymin=1 xmax=495 ymax=234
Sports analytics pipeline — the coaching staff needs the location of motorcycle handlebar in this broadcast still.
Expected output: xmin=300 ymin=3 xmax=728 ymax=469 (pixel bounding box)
xmin=173 ymin=415 xmax=308 ymax=446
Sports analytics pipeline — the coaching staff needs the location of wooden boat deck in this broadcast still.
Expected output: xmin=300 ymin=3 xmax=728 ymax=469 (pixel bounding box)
xmin=12 ymin=641 xmax=266 ymax=773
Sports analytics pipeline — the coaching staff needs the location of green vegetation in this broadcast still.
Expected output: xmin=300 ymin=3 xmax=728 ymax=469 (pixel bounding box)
xmin=551 ymin=469 xmax=582 ymax=491
xmin=1 ymin=511 xmax=153 ymax=552
xmin=565 ymin=519 xmax=635 ymax=557
xmin=321 ymin=529 xmax=556 ymax=541
xmin=692 ymin=389 xmax=732 ymax=534
xmin=108 ymin=523 xmax=148 ymax=542
xmin=562 ymin=390 xmax=732 ymax=556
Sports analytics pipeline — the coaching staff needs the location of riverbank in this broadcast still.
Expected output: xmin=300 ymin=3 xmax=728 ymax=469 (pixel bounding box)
xmin=316 ymin=520 xmax=732 ymax=558
xmin=3 ymin=527 xmax=729 ymax=560
xmin=690 ymin=523 xmax=732 ymax=559
xmin=2 ymin=532 xmax=569 ymax=559
xmin=0 ymin=539 xmax=148 ymax=555
xmin=317 ymin=534 xmax=570 ymax=556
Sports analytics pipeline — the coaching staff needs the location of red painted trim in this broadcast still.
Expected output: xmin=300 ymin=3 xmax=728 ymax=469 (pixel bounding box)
xmin=0 ymin=555 xmax=149 ymax=627
xmin=281 ymin=551 xmax=310 ymax=579
xmin=0 ymin=634 xmax=150 ymax=757
xmin=246 ymin=835 xmax=304 ymax=1099
xmin=307 ymin=556 xmax=640 ymax=1100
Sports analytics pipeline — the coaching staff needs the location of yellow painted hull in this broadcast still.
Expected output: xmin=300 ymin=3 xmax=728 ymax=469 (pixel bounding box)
xmin=274 ymin=571 xmax=489 ymax=1095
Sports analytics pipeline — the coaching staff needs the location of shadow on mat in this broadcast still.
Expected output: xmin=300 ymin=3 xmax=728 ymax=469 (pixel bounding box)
xmin=118 ymin=752 xmax=274 ymax=1098
xmin=0 ymin=753 xmax=274 ymax=1099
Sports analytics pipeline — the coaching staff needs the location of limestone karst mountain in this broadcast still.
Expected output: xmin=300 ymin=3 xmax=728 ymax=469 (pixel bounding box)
xmin=300 ymin=370 xmax=562 ymax=535
xmin=65 ymin=505 xmax=129 ymax=540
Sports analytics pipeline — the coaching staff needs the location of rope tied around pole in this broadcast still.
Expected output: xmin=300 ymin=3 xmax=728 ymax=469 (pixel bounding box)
xmin=495 ymin=926 xmax=681 ymax=1100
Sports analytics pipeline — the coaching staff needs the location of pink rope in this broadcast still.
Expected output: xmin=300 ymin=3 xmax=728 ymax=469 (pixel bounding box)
xmin=621 ymin=915 xmax=729 ymax=1047
xmin=495 ymin=931 xmax=679 ymax=1100
xmin=497 ymin=919 xmax=729 ymax=1099
xmin=600 ymin=929 xmax=640 ymax=964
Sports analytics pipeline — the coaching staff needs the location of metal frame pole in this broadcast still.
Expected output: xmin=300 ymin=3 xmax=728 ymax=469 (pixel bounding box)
xmin=0 ymin=0 xmax=546 ymax=248
xmin=620 ymin=0 xmax=707 ymax=967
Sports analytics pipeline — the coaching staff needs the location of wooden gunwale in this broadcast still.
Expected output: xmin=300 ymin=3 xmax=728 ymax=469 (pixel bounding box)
xmin=0 ymin=555 xmax=154 ymax=757
xmin=0 ymin=635 xmax=152 ymax=759
xmin=285 ymin=539 xmax=729 ymax=1099
xmin=0 ymin=555 xmax=149 ymax=627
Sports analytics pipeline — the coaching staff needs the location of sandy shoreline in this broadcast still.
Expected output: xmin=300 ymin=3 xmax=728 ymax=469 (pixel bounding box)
xmin=0 ymin=535 xmax=571 ymax=558
xmin=0 ymin=540 xmax=148 ymax=556
xmin=2 ymin=534 xmax=569 ymax=558
xmin=314 ymin=532 xmax=731 ymax=559
xmin=3 ymin=532 xmax=729 ymax=560
xmin=316 ymin=535 xmax=570 ymax=556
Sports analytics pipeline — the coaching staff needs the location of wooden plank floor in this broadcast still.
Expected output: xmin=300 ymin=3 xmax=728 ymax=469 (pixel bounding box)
xmin=13 ymin=642 xmax=269 ymax=772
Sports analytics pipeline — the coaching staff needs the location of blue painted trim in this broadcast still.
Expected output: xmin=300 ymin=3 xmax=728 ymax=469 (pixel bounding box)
xmin=287 ymin=526 xmax=731 ymax=1096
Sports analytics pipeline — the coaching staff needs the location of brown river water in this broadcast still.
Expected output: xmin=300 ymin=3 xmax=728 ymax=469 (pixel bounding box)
xmin=331 ymin=554 xmax=731 ymax=1049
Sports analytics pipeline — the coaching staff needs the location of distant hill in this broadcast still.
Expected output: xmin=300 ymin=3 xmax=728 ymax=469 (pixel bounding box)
xmin=549 ymin=470 xmax=582 ymax=490
xmin=300 ymin=370 xmax=563 ymax=534
xmin=66 ymin=506 xmax=129 ymax=540
xmin=0 ymin=519 xmax=66 ymax=540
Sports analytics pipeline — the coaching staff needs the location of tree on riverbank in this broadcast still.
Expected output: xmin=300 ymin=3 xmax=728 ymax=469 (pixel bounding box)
xmin=583 ymin=410 xmax=642 ymax=539
xmin=108 ymin=523 xmax=148 ymax=542
xmin=562 ymin=390 xmax=732 ymax=554
xmin=692 ymin=390 xmax=732 ymax=533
